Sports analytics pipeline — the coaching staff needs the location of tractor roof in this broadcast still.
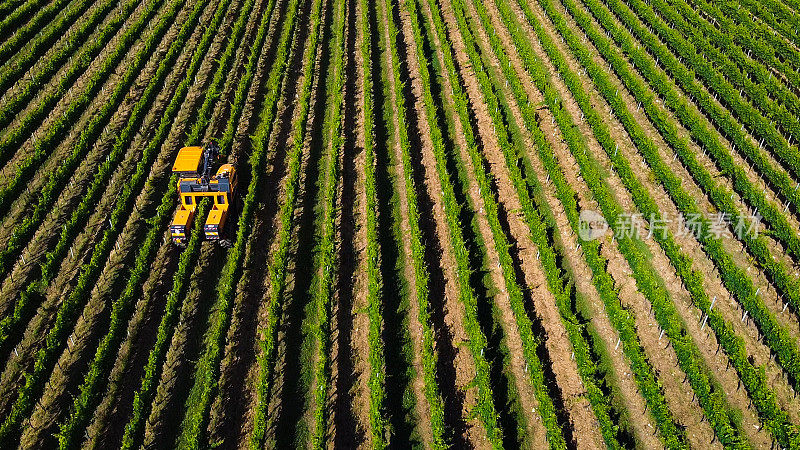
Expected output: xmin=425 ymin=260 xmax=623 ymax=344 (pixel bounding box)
xmin=172 ymin=146 xmax=203 ymax=173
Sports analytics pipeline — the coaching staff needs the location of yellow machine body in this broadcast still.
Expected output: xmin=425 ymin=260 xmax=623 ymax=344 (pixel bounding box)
xmin=170 ymin=145 xmax=237 ymax=245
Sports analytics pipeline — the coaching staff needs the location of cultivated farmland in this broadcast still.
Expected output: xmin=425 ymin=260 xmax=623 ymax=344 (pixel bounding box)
xmin=0 ymin=0 xmax=799 ymax=446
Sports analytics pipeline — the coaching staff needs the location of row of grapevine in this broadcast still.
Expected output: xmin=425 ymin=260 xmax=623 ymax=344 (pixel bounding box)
xmin=182 ymin=0 xmax=256 ymax=146
xmin=688 ymin=0 xmax=800 ymax=91
xmin=552 ymin=0 xmax=793 ymax=442
xmin=0 ymin=0 xmax=158 ymax=166
xmin=436 ymin=0 xmax=624 ymax=445
xmin=239 ymin=0 xmax=311 ymax=443
xmin=0 ymin=0 xmax=139 ymax=133
xmin=117 ymin=195 xmax=209 ymax=450
xmin=621 ymin=0 xmax=800 ymax=195
xmin=706 ymin=0 xmax=800 ymax=82
xmin=357 ymin=0 xmax=389 ymax=446
xmin=175 ymin=0 xmax=309 ymax=444
xmin=0 ymin=0 xmax=26 ymax=18
xmin=522 ymin=0 xmax=800 ymax=445
xmin=0 ymin=0 xmax=187 ymax=356
xmin=563 ymin=0 xmax=800 ymax=439
xmin=0 ymin=0 xmax=72 ymax=60
xmin=648 ymin=0 xmax=800 ymax=180
xmin=672 ymin=0 xmax=800 ymax=120
xmin=780 ymin=0 xmax=800 ymax=15
xmin=600 ymin=0 xmax=800 ymax=316
xmin=572 ymin=0 xmax=800 ymax=387
xmin=0 ymin=0 xmax=227 ymax=443
xmin=737 ymin=0 xmax=800 ymax=48
xmin=652 ymin=0 xmax=800 ymax=147
xmin=419 ymin=0 xmax=574 ymax=446
xmin=0 ymin=0 xmax=106 ymax=95
xmin=378 ymin=0 xmax=447 ymax=445
xmin=0 ymin=0 xmax=167 ymax=217
xmin=113 ymin=0 xmax=265 ymax=443
xmin=0 ymin=0 xmax=42 ymax=37
xmin=600 ymin=0 xmax=800 ymax=337
xmin=53 ymin=0 xmax=251 ymax=444
xmin=491 ymin=0 xmax=725 ymax=446
xmin=597 ymin=0 xmax=800 ymax=250
xmin=311 ymin=0 xmax=347 ymax=442
xmin=0 ymin=0 xmax=92 ymax=67
xmin=473 ymin=0 xmax=691 ymax=445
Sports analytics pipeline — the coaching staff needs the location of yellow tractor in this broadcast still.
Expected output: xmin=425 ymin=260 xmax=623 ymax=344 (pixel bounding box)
xmin=169 ymin=141 xmax=238 ymax=247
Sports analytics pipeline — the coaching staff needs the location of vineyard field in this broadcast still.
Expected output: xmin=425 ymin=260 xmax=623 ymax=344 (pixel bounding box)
xmin=1 ymin=0 xmax=800 ymax=447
